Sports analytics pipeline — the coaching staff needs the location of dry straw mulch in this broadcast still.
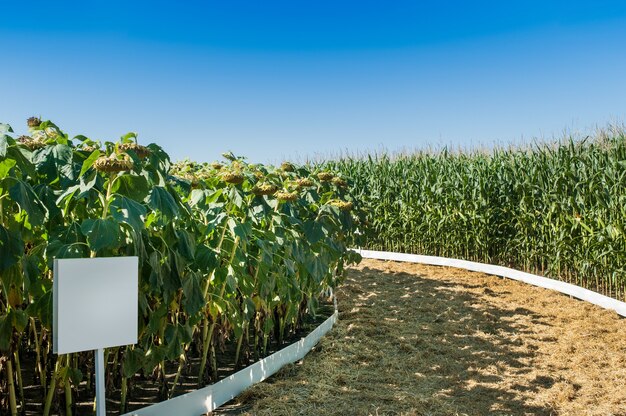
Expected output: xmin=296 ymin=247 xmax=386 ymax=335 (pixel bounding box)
xmin=215 ymin=258 xmax=626 ymax=416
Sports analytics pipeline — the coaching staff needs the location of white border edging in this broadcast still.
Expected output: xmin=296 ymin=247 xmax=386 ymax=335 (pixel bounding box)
xmin=124 ymin=309 xmax=338 ymax=415
xmin=356 ymin=249 xmax=626 ymax=317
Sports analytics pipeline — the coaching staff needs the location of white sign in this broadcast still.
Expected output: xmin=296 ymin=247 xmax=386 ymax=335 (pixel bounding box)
xmin=53 ymin=256 xmax=139 ymax=354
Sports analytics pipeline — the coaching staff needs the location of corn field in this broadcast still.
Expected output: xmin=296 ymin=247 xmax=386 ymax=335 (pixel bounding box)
xmin=325 ymin=127 xmax=626 ymax=301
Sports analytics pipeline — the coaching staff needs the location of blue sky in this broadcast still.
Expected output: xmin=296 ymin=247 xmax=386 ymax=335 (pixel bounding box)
xmin=1 ymin=1 xmax=626 ymax=163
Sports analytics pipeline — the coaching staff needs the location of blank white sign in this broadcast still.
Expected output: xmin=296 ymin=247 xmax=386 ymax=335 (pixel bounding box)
xmin=53 ymin=257 xmax=138 ymax=354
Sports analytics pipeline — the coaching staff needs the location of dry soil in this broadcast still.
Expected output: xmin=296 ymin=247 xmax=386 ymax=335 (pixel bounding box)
xmin=215 ymin=258 xmax=626 ymax=416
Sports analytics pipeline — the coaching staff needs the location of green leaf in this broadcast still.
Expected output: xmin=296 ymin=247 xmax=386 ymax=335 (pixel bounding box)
xmin=110 ymin=195 xmax=146 ymax=231
xmin=147 ymin=302 xmax=168 ymax=336
xmin=229 ymin=218 xmax=252 ymax=241
xmin=54 ymin=184 xmax=80 ymax=208
xmin=0 ymin=158 xmax=16 ymax=179
xmin=2 ymin=264 xmax=23 ymax=292
xmin=26 ymin=291 xmax=53 ymax=329
xmin=303 ymin=220 xmax=324 ymax=244
xmin=0 ymin=123 xmax=13 ymax=134
xmin=11 ymin=309 xmax=28 ymax=332
xmin=194 ymin=244 xmax=217 ymax=273
xmin=147 ymin=251 xmax=165 ymax=291
xmin=32 ymin=144 xmax=75 ymax=182
xmin=34 ymin=184 xmax=62 ymax=222
xmin=46 ymin=240 xmax=89 ymax=262
xmin=189 ymin=189 xmax=207 ymax=208
xmin=0 ymin=225 xmax=23 ymax=272
xmin=21 ymin=254 xmax=41 ymax=295
xmin=79 ymin=149 xmax=101 ymax=177
xmin=6 ymin=146 xmax=35 ymax=177
xmin=242 ymin=297 xmax=256 ymax=320
xmin=164 ymin=322 xmax=193 ymax=359
xmin=120 ymin=132 xmax=137 ymax=142
xmin=81 ymin=219 xmax=121 ymax=252
xmin=182 ymin=271 xmax=205 ymax=316
xmin=228 ymin=186 xmax=244 ymax=209
xmin=79 ymin=170 xmax=98 ymax=194
xmin=146 ymin=143 xmax=171 ymax=176
xmin=111 ymin=174 xmax=150 ymax=201
xmin=305 ymin=256 xmax=325 ymax=284
xmin=68 ymin=368 xmax=83 ymax=385
xmin=9 ymin=179 xmax=47 ymax=226
xmin=346 ymin=250 xmax=362 ymax=265
xmin=123 ymin=347 xmax=144 ymax=378
xmin=73 ymin=134 xmax=89 ymax=143
xmin=162 ymin=251 xmax=182 ymax=302
xmin=51 ymin=221 xmax=84 ymax=244
xmin=175 ymin=229 xmax=195 ymax=261
xmin=225 ymin=265 xmax=237 ymax=292
xmin=148 ymin=186 xmax=179 ymax=220
xmin=0 ymin=314 xmax=11 ymax=351
xmin=0 ymin=309 xmax=27 ymax=351
xmin=142 ymin=344 xmax=167 ymax=375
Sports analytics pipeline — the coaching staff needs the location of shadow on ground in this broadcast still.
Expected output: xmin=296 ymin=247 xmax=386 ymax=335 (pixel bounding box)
xmin=215 ymin=261 xmax=575 ymax=415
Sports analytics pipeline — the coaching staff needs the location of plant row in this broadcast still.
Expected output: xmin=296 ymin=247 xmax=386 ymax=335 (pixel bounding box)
xmin=325 ymin=127 xmax=626 ymax=301
xmin=0 ymin=118 xmax=361 ymax=415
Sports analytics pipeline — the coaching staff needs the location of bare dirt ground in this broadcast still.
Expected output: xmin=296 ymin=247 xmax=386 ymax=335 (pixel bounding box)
xmin=214 ymin=258 xmax=626 ymax=416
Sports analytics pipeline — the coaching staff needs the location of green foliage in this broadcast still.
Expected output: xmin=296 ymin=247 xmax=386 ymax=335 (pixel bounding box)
xmin=326 ymin=127 xmax=626 ymax=300
xmin=0 ymin=118 xmax=361 ymax=413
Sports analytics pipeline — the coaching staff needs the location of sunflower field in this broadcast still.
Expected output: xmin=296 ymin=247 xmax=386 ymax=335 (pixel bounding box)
xmin=0 ymin=118 xmax=361 ymax=415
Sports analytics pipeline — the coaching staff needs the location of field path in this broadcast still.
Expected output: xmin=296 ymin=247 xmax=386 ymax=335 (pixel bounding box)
xmin=216 ymin=258 xmax=626 ymax=416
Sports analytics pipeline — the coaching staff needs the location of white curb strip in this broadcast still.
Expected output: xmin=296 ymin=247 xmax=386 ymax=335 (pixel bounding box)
xmin=125 ymin=309 xmax=338 ymax=415
xmin=356 ymin=249 xmax=626 ymax=318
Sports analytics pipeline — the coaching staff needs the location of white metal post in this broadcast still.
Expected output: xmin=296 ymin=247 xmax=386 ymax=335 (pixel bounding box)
xmin=95 ymin=348 xmax=106 ymax=416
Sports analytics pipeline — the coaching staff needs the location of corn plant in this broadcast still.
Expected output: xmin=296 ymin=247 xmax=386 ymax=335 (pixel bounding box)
xmin=325 ymin=128 xmax=626 ymax=301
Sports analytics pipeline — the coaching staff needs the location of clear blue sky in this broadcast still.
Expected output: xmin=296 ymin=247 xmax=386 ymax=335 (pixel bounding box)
xmin=2 ymin=1 xmax=626 ymax=163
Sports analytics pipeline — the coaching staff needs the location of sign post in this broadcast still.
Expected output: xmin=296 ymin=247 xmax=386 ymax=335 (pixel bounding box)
xmin=53 ymin=257 xmax=138 ymax=416
xmin=95 ymin=348 xmax=106 ymax=415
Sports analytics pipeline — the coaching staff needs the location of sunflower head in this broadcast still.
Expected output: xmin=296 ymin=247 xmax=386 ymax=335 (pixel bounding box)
xmin=296 ymin=178 xmax=314 ymax=189
xmin=93 ymin=155 xmax=134 ymax=173
xmin=317 ymin=172 xmax=334 ymax=181
xmin=220 ymin=170 xmax=244 ymax=184
xmin=80 ymin=144 xmax=100 ymax=153
xmin=281 ymin=162 xmax=295 ymax=172
xmin=329 ymin=199 xmax=353 ymax=211
xmin=27 ymin=117 xmax=41 ymax=128
xmin=332 ymin=177 xmax=348 ymax=187
xmin=276 ymin=190 xmax=299 ymax=202
xmin=17 ymin=135 xmax=46 ymax=150
xmin=252 ymin=183 xmax=278 ymax=196
xmin=118 ymin=142 xmax=151 ymax=159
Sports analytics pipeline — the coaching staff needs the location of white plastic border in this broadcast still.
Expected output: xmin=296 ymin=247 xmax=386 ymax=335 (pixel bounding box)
xmin=356 ymin=249 xmax=626 ymax=318
xmin=124 ymin=303 xmax=338 ymax=415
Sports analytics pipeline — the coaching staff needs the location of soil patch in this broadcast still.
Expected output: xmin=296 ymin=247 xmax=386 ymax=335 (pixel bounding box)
xmin=215 ymin=258 xmax=626 ymax=416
